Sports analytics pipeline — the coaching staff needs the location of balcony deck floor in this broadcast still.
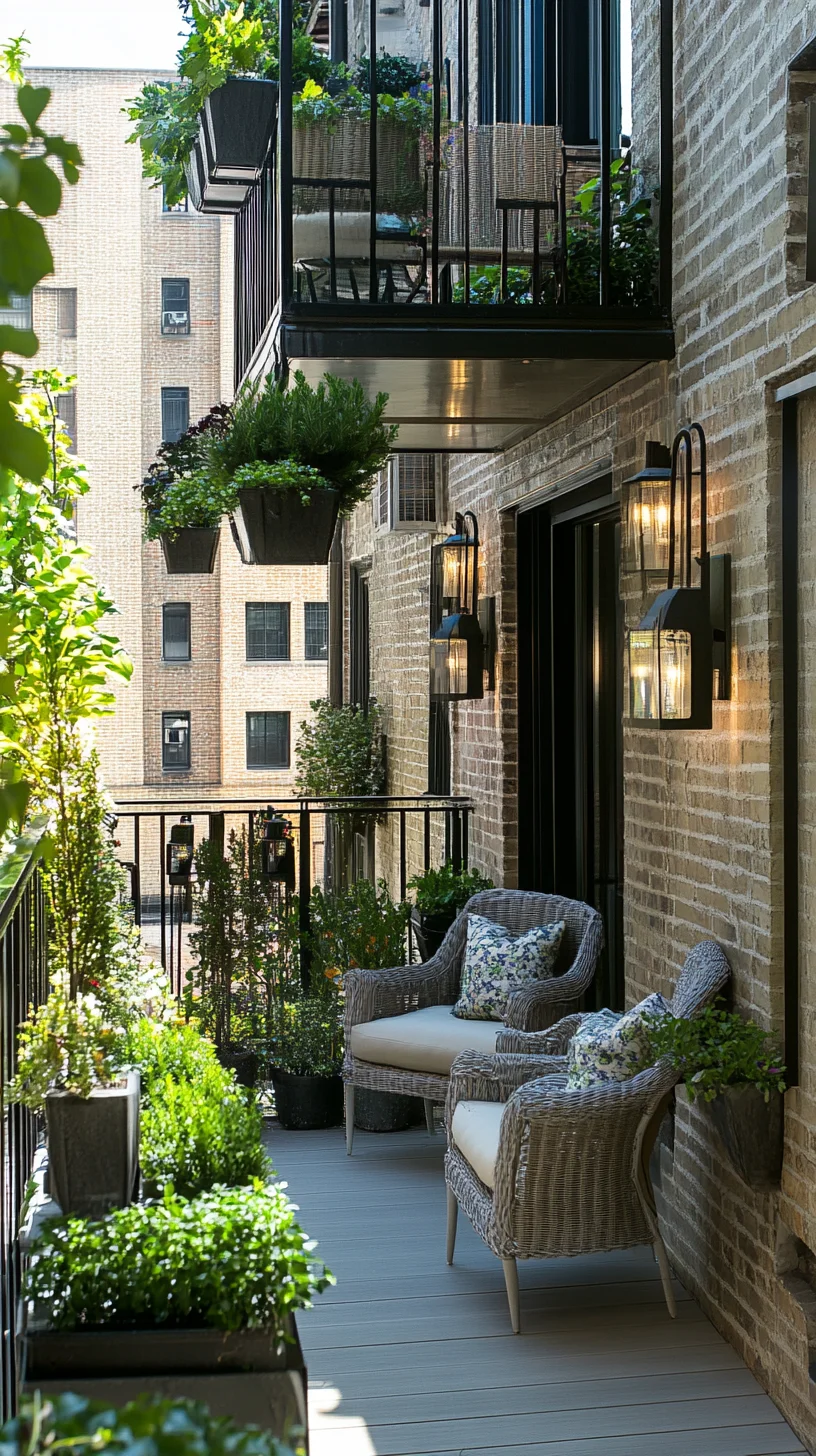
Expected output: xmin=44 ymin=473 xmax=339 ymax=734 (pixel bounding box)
xmin=267 ymin=1123 xmax=804 ymax=1456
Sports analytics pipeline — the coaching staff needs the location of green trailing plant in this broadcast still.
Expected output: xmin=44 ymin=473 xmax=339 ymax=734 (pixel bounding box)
xmin=270 ymin=993 xmax=343 ymax=1077
xmin=126 ymin=1 xmax=331 ymax=206
xmin=26 ymin=1181 xmax=333 ymax=1336
xmin=307 ymin=878 xmax=409 ymax=982
xmin=140 ymin=404 xmax=232 ymax=536
xmin=2 ymin=1392 xmax=299 ymax=1456
xmin=212 ymin=372 xmax=397 ymax=518
xmin=407 ymin=861 xmax=495 ymax=917
xmin=646 ymin=1005 xmax=787 ymax=1104
xmin=295 ymin=699 xmax=385 ymax=799
xmin=140 ymin=1061 xmax=268 ymax=1197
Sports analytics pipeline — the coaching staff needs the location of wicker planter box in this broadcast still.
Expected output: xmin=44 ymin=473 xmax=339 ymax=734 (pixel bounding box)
xmin=160 ymin=528 xmax=219 ymax=575
xmin=21 ymin=1317 xmax=307 ymax=1446
xmin=292 ymin=116 xmax=424 ymax=215
xmin=705 ymin=1082 xmax=784 ymax=1191
xmin=231 ymin=487 xmax=340 ymax=566
xmin=45 ymin=1070 xmax=140 ymax=1220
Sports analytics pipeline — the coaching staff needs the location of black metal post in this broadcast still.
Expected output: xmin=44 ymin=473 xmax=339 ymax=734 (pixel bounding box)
xmin=451 ymin=810 xmax=462 ymax=873
xmin=782 ymin=396 xmax=800 ymax=1083
xmin=461 ymin=0 xmax=470 ymax=303
xmin=368 ymin=0 xmax=378 ymax=302
xmin=133 ymin=814 xmax=141 ymax=925
xmin=280 ymin=0 xmax=294 ymax=308
xmin=462 ymin=806 xmax=469 ymax=870
xmin=658 ymin=0 xmax=674 ymax=314
xmin=298 ymin=807 xmax=312 ymax=990
xmin=399 ymin=810 xmax=407 ymax=901
xmin=431 ymin=0 xmax=443 ymax=303
xmin=599 ymin=0 xmax=611 ymax=307
xmin=424 ymin=809 xmax=431 ymax=870
xmin=159 ymin=813 xmax=166 ymax=973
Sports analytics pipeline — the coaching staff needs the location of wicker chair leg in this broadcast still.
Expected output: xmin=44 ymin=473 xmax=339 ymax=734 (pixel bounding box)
xmin=446 ymin=1186 xmax=458 ymax=1265
xmin=344 ymin=1083 xmax=355 ymax=1157
xmin=653 ymin=1235 xmax=677 ymax=1318
xmin=502 ymin=1257 xmax=520 ymax=1334
xmin=424 ymin=1098 xmax=436 ymax=1135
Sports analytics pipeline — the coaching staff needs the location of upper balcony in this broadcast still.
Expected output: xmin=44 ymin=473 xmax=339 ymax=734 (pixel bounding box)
xmin=235 ymin=0 xmax=674 ymax=450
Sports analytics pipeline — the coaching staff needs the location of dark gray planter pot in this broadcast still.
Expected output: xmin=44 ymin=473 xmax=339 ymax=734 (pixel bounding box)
xmin=160 ymin=528 xmax=219 ymax=575
xmin=411 ymin=906 xmax=455 ymax=962
xmin=45 ymin=1070 xmax=140 ymax=1219
xmin=706 ymin=1083 xmax=784 ymax=1191
xmin=216 ymin=1043 xmax=259 ymax=1088
xmin=354 ymin=1087 xmax=423 ymax=1132
xmin=22 ymin=1316 xmax=307 ymax=1445
xmin=231 ymin=487 xmax=341 ymax=566
xmin=202 ymin=78 xmax=278 ymax=184
xmin=272 ymin=1069 xmax=344 ymax=1130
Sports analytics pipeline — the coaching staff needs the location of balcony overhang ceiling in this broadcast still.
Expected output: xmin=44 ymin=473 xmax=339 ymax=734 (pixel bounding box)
xmin=276 ymin=316 xmax=675 ymax=452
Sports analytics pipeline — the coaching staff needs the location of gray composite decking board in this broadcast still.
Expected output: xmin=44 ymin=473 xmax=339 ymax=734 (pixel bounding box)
xmin=267 ymin=1125 xmax=804 ymax=1456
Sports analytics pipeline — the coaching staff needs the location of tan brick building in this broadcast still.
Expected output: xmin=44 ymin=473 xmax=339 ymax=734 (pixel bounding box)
xmin=22 ymin=69 xmax=328 ymax=808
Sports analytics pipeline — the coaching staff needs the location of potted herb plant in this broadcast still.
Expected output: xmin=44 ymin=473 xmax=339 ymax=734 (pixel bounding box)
xmin=213 ymin=372 xmax=396 ymax=567
xmin=22 ymin=1182 xmax=332 ymax=1441
xmin=270 ymin=993 xmax=344 ymax=1131
xmin=3 ymin=1392 xmax=300 ymax=1456
xmin=407 ymin=862 xmax=495 ymax=961
xmin=648 ymin=1005 xmax=787 ymax=1191
xmin=140 ymin=406 xmax=233 ymax=575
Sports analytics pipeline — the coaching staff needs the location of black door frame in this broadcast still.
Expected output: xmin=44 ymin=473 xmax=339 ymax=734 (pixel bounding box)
xmin=516 ymin=475 xmax=624 ymax=1007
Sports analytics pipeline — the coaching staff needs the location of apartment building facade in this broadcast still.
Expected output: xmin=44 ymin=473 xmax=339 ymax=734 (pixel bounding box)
xmin=21 ymin=68 xmax=327 ymax=806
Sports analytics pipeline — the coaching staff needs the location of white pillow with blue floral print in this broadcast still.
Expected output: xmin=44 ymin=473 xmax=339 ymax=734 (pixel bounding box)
xmin=453 ymin=913 xmax=565 ymax=1022
xmin=566 ymin=992 xmax=670 ymax=1090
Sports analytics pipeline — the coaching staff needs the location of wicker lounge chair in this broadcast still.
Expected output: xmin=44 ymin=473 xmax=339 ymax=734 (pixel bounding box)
xmin=342 ymin=889 xmax=603 ymax=1155
xmin=444 ymin=939 xmax=731 ymax=1332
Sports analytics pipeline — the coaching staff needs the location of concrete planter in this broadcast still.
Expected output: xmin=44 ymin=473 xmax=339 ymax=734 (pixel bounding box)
xmin=22 ymin=1316 xmax=307 ymax=1447
xmin=160 ymin=528 xmax=219 ymax=575
xmin=45 ymin=1070 xmax=140 ymax=1219
xmin=706 ymin=1082 xmax=784 ymax=1191
xmin=231 ymin=487 xmax=341 ymax=566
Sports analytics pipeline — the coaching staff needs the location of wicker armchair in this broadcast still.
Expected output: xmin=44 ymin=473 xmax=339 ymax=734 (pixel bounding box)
xmin=444 ymin=939 xmax=731 ymax=1333
xmin=343 ymin=889 xmax=603 ymax=1155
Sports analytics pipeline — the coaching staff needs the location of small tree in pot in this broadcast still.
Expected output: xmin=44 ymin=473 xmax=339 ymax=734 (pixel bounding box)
xmin=648 ymin=1004 xmax=787 ymax=1191
xmin=270 ymin=992 xmax=345 ymax=1131
xmin=295 ymin=698 xmax=385 ymax=891
xmin=407 ymin=862 xmax=495 ymax=961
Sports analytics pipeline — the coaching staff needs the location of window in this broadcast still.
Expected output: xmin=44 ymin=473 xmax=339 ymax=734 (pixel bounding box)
xmin=161 ymin=278 xmax=190 ymax=335
xmin=162 ymin=602 xmax=191 ymax=661
xmin=376 ymin=455 xmax=439 ymax=530
xmin=304 ymin=601 xmax=329 ymax=660
xmin=246 ymin=602 xmax=290 ymax=661
xmin=0 ymin=293 xmax=32 ymax=331
xmin=161 ymin=387 xmax=189 ymax=443
xmin=162 ymin=187 xmax=189 ymax=213
xmin=57 ymin=288 xmax=77 ymax=337
xmin=162 ymin=711 xmax=190 ymax=770
xmin=57 ymin=391 xmax=76 ymax=453
xmin=246 ymin=712 xmax=290 ymax=769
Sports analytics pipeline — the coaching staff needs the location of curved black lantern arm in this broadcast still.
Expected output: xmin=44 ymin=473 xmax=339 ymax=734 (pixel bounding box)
xmin=668 ymin=422 xmax=707 ymax=591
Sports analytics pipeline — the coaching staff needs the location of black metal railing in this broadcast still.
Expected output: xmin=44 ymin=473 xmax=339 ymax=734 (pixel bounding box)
xmin=236 ymin=0 xmax=672 ymax=351
xmin=112 ymin=794 xmax=472 ymax=994
xmin=235 ymin=145 xmax=278 ymax=387
xmin=0 ymin=824 xmax=48 ymax=1422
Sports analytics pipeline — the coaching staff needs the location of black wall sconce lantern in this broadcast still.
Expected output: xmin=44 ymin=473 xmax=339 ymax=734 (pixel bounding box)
xmin=627 ymin=423 xmax=731 ymax=729
xmin=166 ymin=815 xmax=194 ymax=884
xmin=622 ymin=441 xmax=673 ymax=577
xmin=431 ymin=511 xmax=486 ymax=701
xmin=260 ymin=806 xmax=296 ymax=888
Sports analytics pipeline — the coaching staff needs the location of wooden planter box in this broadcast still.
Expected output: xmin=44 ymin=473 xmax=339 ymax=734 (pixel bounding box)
xmin=185 ymin=78 xmax=277 ymax=215
xmin=21 ymin=1317 xmax=308 ymax=1447
xmin=45 ymin=1071 xmax=140 ymax=1220
xmin=231 ymin=487 xmax=340 ymax=566
xmin=160 ymin=528 xmax=220 ymax=575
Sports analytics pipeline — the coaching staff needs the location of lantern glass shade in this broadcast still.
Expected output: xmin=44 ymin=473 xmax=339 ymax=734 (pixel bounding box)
xmin=622 ymin=444 xmax=673 ymax=577
xmin=442 ymin=537 xmax=466 ymax=603
xmin=629 ymin=628 xmax=659 ymax=720
xmin=429 ymin=613 xmax=484 ymax=701
xmin=627 ymin=587 xmax=712 ymax=730
xmin=169 ymin=842 xmax=193 ymax=877
xmin=658 ymin=629 xmax=692 ymax=719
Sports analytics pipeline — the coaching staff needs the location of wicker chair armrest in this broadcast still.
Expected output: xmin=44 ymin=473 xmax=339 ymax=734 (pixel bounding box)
xmin=495 ymin=1014 xmax=584 ymax=1055
xmin=344 ymin=958 xmax=459 ymax=1030
xmin=446 ymin=1051 xmax=557 ymax=1125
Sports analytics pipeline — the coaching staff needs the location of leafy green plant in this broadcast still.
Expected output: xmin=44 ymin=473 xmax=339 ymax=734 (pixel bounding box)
xmin=7 ymin=979 xmax=125 ymax=1112
xmin=143 ymin=473 xmax=235 ymax=539
xmin=125 ymin=1018 xmax=221 ymax=1100
xmin=295 ymin=699 xmax=385 ymax=798
xmin=270 ymin=993 xmax=343 ymax=1077
xmin=452 ymin=266 xmax=537 ymax=306
xmin=140 ymin=404 xmax=232 ymax=535
xmin=307 ymin=878 xmax=408 ymax=981
xmin=231 ymin=458 xmax=332 ymax=505
xmin=646 ymin=1005 xmax=787 ymax=1104
xmin=407 ymin=862 xmax=495 ymax=917
xmin=187 ymin=832 xmax=275 ymax=1049
xmin=355 ymin=51 xmax=426 ymax=96
xmin=140 ymin=1061 xmax=268 ymax=1197
xmin=26 ymin=1182 xmax=333 ymax=1336
xmin=212 ymin=372 xmax=397 ymax=518
xmin=2 ymin=1392 xmax=299 ymax=1456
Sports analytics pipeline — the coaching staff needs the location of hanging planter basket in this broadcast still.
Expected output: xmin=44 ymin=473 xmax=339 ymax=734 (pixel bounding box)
xmin=160 ymin=528 xmax=220 ymax=575
xmin=705 ymin=1082 xmax=784 ymax=1191
xmin=231 ymin=486 xmax=341 ymax=566
xmin=185 ymin=78 xmax=277 ymax=215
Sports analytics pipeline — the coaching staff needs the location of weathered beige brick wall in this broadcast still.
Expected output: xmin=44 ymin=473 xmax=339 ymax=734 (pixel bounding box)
xmin=341 ymin=1 xmax=816 ymax=1446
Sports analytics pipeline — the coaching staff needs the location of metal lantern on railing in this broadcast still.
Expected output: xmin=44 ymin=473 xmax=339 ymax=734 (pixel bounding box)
xmin=627 ymin=423 xmax=730 ymax=730
xmin=166 ymin=816 xmax=194 ymax=884
xmin=260 ymin=806 xmax=296 ymax=888
xmin=622 ymin=441 xmax=673 ymax=577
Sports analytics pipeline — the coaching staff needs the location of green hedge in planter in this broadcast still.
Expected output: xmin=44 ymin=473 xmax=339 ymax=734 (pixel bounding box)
xmin=2 ymin=1391 xmax=298 ymax=1456
xmin=140 ymin=1062 xmax=268 ymax=1199
xmin=27 ymin=1183 xmax=333 ymax=1336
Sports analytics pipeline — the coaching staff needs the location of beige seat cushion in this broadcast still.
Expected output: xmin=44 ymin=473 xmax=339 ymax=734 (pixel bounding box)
xmin=350 ymin=1004 xmax=501 ymax=1076
xmin=451 ymin=1099 xmax=506 ymax=1190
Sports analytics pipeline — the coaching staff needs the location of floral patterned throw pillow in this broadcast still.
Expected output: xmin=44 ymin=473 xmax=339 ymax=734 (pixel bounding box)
xmin=452 ymin=913 xmax=565 ymax=1022
xmin=566 ymin=992 xmax=670 ymax=1090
